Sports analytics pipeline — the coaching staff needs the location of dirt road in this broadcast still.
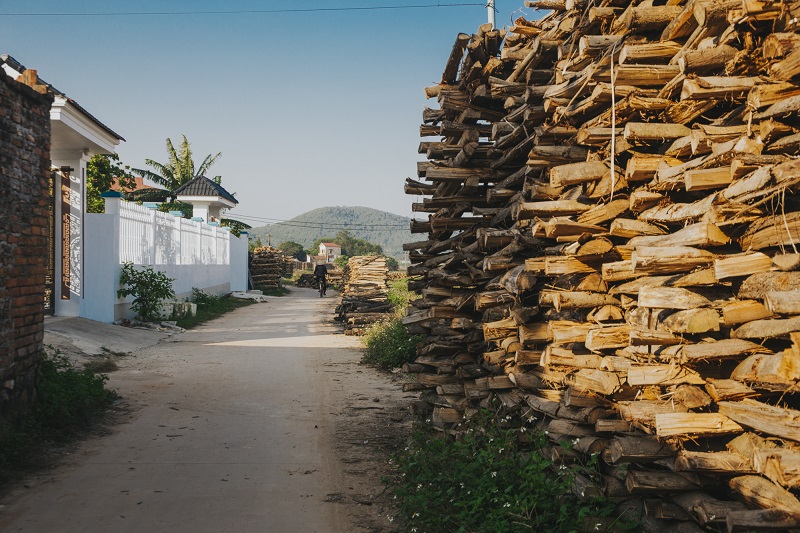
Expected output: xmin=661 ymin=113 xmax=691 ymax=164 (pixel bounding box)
xmin=0 ymin=288 xmax=410 ymax=532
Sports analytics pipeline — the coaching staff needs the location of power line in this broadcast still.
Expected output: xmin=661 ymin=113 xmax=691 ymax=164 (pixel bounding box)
xmin=1 ymin=3 xmax=485 ymax=17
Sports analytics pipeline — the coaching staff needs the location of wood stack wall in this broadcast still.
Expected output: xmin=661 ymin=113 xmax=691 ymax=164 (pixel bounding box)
xmin=405 ymin=1 xmax=800 ymax=529
xmin=335 ymin=256 xmax=392 ymax=335
xmin=249 ymin=246 xmax=286 ymax=291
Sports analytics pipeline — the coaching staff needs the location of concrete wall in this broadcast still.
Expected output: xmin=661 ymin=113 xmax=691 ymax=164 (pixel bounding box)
xmin=83 ymin=198 xmax=249 ymax=323
xmin=0 ymin=72 xmax=53 ymax=423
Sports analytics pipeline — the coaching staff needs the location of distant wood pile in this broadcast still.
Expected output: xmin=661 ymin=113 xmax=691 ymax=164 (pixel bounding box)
xmin=249 ymin=246 xmax=287 ymax=291
xmin=405 ymin=0 xmax=800 ymax=529
xmin=335 ymin=256 xmax=392 ymax=335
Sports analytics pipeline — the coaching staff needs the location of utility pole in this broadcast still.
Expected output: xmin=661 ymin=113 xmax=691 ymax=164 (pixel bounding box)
xmin=487 ymin=0 xmax=495 ymax=29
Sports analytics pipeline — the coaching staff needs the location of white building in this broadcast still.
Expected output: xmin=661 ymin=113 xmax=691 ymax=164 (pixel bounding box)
xmin=318 ymin=242 xmax=341 ymax=263
xmin=2 ymin=54 xmax=124 ymax=317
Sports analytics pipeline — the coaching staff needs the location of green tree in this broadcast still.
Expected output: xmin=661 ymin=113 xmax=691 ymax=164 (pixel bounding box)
xmin=86 ymin=154 xmax=135 ymax=213
xmin=221 ymin=218 xmax=251 ymax=238
xmin=277 ymin=241 xmax=306 ymax=260
xmin=248 ymin=236 xmax=264 ymax=252
xmin=333 ymin=255 xmax=349 ymax=270
xmin=385 ymin=256 xmax=399 ymax=271
xmin=131 ymin=135 xmax=221 ymax=202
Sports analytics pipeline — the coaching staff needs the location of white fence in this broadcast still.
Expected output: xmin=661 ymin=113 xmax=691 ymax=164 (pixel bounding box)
xmin=83 ymin=197 xmax=248 ymax=323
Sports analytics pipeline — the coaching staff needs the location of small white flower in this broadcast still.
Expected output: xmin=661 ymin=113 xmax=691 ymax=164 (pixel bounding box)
xmin=498 ymin=448 xmax=505 ymax=453
xmin=412 ymin=512 xmax=420 ymax=518
xmin=387 ymin=516 xmax=394 ymax=523
xmin=504 ymin=502 xmax=511 ymax=508
xmin=594 ymin=523 xmax=601 ymax=531
xmin=417 ymin=484 xmax=422 ymax=489
xmin=520 ymin=427 xmax=527 ymax=433
xmin=491 ymin=471 xmax=497 ymax=478
xmin=412 ymin=529 xmax=418 ymax=533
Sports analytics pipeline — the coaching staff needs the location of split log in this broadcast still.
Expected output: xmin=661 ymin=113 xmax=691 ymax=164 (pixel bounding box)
xmin=655 ymin=413 xmax=743 ymax=437
xmin=719 ymin=400 xmax=800 ymax=443
xmin=680 ymin=339 xmax=770 ymax=362
xmin=728 ymin=475 xmax=800 ymax=513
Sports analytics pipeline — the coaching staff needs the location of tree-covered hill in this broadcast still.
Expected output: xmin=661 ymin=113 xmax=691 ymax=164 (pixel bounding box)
xmin=247 ymin=206 xmax=412 ymax=260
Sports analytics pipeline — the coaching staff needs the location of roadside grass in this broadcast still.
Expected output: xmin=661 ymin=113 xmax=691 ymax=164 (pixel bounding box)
xmin=388 ymin=412 xmax=638 ymax=533
xmin=175 ymin=289 xmax=256 ymax=329
xmin=362 ymin=276 xmax=423 ymax=370
xmin=0 ymin=350 xmax=117 ymax=486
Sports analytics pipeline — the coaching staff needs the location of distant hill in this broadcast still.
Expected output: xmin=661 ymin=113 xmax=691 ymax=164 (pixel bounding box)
xmin=247 ymin=206 xmax=412 ymax=260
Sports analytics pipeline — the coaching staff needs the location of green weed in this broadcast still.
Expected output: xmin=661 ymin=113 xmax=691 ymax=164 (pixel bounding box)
xmin=388 ymin=413 xmax=634 ymax=533
xmin=362 ymin=318 xmax=423 ymax=370
xmin=0 ymin=350 xmax=117 ymax=484
xmin=361 ymin=276 xmax=422 ymax=369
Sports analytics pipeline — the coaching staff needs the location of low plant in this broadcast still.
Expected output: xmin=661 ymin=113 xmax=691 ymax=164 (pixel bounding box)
xmin=362 ymin=317 xmax=423 ymax=370
xmin=0 ymin=350 xmax=117 ymax=481
xmin=389 ymin=413 xmax=633 ymax=532
xmin=117 ymin=262 xmax=175 ymax=322
xmin=387 ymin=276 xmax=418 ymax=315
xmin=31 ymin=352 xmax=116 ymax=433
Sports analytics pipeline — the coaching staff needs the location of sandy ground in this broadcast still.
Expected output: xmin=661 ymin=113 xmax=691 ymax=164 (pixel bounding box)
xmin=0 ymin=288 xmax=412 ymax=532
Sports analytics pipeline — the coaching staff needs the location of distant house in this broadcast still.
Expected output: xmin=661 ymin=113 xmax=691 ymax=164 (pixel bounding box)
xmin=319 ymin=242 xmax=341 ymax=263
xmin=110 ymin=176 xmax=159 ymax=194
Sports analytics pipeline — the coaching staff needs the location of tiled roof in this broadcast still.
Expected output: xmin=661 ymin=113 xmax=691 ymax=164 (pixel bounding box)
xmin=321 ymin=242 xmax=340 ymax=247
xmin=174 ymin=175 xmax=238 ymax=204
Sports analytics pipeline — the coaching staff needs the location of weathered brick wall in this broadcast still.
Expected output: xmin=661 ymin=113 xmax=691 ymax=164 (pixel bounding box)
xmin=0 ymin=71 xmax=53 ymax=424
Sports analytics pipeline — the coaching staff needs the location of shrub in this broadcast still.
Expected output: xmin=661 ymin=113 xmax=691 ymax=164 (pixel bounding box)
xmin=362 ymin=317 xmax=423 ymax=370
xmin=0 ymin=350 xmax=117 ymax=475
xmin=387 ymin=276 xmax=417 ymax=315
xmin=117 ymin=262 xmax=175 ymax=322
xmin=389 ymin=414 xmax=631 ymax=533
xmin=31 ymin=352 xmax=116 ymax=433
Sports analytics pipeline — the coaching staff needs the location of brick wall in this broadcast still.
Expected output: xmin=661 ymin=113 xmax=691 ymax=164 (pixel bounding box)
xmin=0 ymin=71 xmax=53 ymax=424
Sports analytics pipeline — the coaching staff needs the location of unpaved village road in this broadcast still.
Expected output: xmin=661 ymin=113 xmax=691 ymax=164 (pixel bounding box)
xmin=0 ymin=288 xmax=411 ymax=532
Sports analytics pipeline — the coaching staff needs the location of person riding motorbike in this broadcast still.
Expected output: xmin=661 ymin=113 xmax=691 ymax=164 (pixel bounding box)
xmin=313 ymin=263 xmax=328 ymax=296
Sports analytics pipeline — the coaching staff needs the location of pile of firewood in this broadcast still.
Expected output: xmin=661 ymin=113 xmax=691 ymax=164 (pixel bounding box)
xmin=405 ymin=0 xmax=800 ymax=529
xmin=281 ymin=255 xmax=294 ymax=277
xmin=335 ymin=256 xmax=393 ymax=335
xmin=249 ymin=246 xmax=285 ymax=291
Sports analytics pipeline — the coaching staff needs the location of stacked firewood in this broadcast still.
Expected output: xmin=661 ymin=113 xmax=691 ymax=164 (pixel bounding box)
xmin=249 ymin=246 xmax=285 ymax=291
xmin=405 ymin=1 xmax=800 ymax=529
xmin=281 ymin=255 xmax=294 ymax=277
xmin=335 ymin=256 xmax=393 ymax=335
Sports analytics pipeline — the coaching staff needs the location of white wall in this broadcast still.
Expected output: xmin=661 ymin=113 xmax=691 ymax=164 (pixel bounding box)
xmin=83 ymin=199 xmax=249 ymax=323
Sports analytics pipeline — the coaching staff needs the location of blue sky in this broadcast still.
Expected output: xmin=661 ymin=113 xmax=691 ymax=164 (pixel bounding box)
xmin=1 ymin=1 xmax=528 ymax=226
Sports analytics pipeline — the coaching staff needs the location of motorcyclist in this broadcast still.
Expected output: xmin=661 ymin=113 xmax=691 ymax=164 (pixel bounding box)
xmin=313 ymin=263 xmax=328 ymax=294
